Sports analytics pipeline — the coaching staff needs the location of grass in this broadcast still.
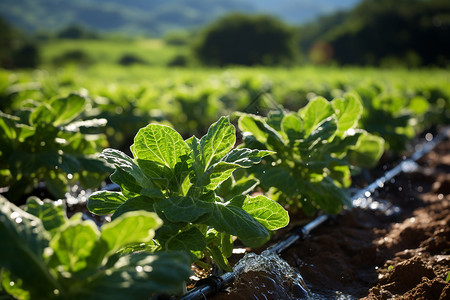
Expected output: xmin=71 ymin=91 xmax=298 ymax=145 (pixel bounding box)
xmin=40 ymin=38 xmax=188 ymax=67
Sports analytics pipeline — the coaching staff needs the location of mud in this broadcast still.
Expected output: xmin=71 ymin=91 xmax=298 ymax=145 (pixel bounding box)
xmin=212 ymin=136 xmax=450 ymax=299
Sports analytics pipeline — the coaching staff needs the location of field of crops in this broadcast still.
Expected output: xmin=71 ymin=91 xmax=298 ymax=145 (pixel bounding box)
xmin=1 ymin=65 xmax=449 ymax=299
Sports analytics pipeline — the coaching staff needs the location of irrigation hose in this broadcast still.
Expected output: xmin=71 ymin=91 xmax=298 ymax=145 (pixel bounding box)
xmin=178 ymin=126 xmax=450 ymax=300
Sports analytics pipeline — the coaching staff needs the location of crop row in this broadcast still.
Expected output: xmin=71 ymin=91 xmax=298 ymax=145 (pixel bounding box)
xmin=1 ymin=68 xmax=449 ymax=299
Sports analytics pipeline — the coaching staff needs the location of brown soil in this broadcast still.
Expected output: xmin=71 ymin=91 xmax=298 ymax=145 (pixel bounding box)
xmin=212 ymin=137 xmax=450 ymax=299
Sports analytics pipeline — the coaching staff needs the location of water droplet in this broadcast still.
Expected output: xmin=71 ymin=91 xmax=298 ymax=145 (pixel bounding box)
xmin=67 ymin=173 xmax=73 ymax=180
xmin=438 ymin=194 xmax=444 ymax=200
xmin=425 ymin=133 xmax=433 ymax=141
xmin=10 ymin=212 xmax=20 ymax=219
xmin=9 ymin=281 xmax=14 ymax=287
xmin=417 ymin=186 xmax=423 ymax=192
xmin=143 ymin=266 xmax=153 ymax=272
xmin=364 ymin=191 xmax=371 ymax=197
xmin=53 ymin=289 xmax=60 ymax=295
xmin=398 ymin=187 xmax=402 ymax=192
xmin=136 ymin=266 xmax=143 ymax=272
xmin=15 ymin=217 xmax=22 ymax=224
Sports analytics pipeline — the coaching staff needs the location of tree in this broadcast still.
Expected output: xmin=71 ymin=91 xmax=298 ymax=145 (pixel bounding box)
xmin=0 ymin=17 xmax=39 ymax=69
xmin=194 ymin=13 xmax=299 ymax=66
xmin=301 ymin=0 xmax=450 ymax=67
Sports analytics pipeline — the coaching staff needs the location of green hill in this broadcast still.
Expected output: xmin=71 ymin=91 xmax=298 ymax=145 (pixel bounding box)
xmin=0 ymin=0 xmax=253 ymax=36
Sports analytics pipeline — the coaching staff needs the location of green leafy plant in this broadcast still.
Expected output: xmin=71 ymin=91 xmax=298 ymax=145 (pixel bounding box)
xmin=87 ymin=116 xmax=289 ymax=271
xmin=355 ymin=83 xmax=430 ymax=152
xmin=0 ymin=195 xmax=191 ymax=299
xmin=0 ymin=93 xmax=112 ymax=201
xmin=238 ymin=94 xmax=384 ymax=215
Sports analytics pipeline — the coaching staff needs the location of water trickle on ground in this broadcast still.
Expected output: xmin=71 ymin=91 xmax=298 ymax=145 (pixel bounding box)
xmin=224 ymin=251 xmax=309 ymax=300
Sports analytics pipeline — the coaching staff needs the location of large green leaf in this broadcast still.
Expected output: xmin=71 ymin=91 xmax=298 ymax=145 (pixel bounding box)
xmin=216 ymin=175 xmax=260 ymax=201
xmin=85 ymin=252 xmax=191 ymax=299
xmin=131 ymin=124 xmax=190 ymax=170
xmin=238 ymin=115 xmax=285 ymax=150
xmin=0 ymin=196 xmax=59 ymax=298
xmin=203 ymin=162 xmax=238 ymax=190
xmin=155 ymin=196 xmax=213 ymax=223
xmin=201 ymin=199 xmax=270 ymax=248
xmin=101 ymin=211 xmax=162 ymax=255
xmin=242 ymin=195 xmax=289 ymax=231
xmin=348 ymin=132 xmax=385 ymax=168
xmin=111 ymin=196 xmax=156 ymax=219
xmin=110 ymin=167 xmax=142 ymax=198
xmin=100 ymin=148 xmax=147 ymax=187
xmin=223 ymin=148 xmax=273 ymax=168
xmin=199 ymin=116 xmax=235 ymax=170
xmin=299 ymin=96 xmax=334 ymax=137
xmin=281 ymin=113 xmax=303 ymax=141
xmin=49 ymin=219 xmax=101 ymax=273
xmin=50 ymin=94 xmax=87 ymax=126
xmin=24 ymin=196 xmax=66 ymax=232
xmin=88 ymin=191 xmax=128 ymax=215
xmin=166 ymin=227 xmax=206 ymax=252
xmin=331 ymin=94 xmax=363 ymax=137
xmin=302 ymin=116 xmax=338 ymax=151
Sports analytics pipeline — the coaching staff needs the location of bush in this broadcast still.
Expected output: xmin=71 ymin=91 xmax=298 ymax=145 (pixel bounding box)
xmin=117 ymin=53 xmax=147 ymax=66
xmin=52 ymin=49 xmax=93 ymax=66
xmin=167 ymin=54 xmax=189 ymax=67
xmin=194 ymin=13 xmax=299 ymax=66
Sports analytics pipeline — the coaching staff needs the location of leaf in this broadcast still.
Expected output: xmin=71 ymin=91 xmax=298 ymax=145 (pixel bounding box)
xmin=50 ymin=93 xmax=87 ymax=126
xmin=302 ymin=116 xmax=338 ymax=151
xmin=166 ymin=227 xmax=206 ymax=252
xmin=242 ymin=195 xmax=289 ymax=231
xmin=111 ymin=196 xmax=156 ymax=219
xmin=199 ymin=116 xmax=235 ymax=170
xmin=223 ymin=148 xmax=273 ymax=168
xmin=0 ymin=196 xmax=59 ymax=298
xmin=299 ymin=96 xmax=334 ymax=137
xmin=155 ymin=196 xmax=213 ymax=223
xmin=101 ymin=211 xmax=163 ymax=255
xmin=131 ymin=124 xmax=190 ymax=170
xmin=332 ymin=94 xmax=363 ymax=137
xmin=24 ymin=196 xmax=66 ymax=232
xmin=203 ymin=162 xmax=238 ymax=190
xmin=281 ymin=113 xmax=303 ymax=141
xmin=49 ymin=219 xmax=101 ymax=273
xmin=201 ymin=200 xmax=270 ymax=248
xmin=100 ymin=148 xmax=147 ymax=187
xmin=348 ymin=132 xmax=385 ymax=168
xmin=1 ymin=269 xmax=31 ymax=300
xmin=217 ymin=173 xmax=259 ymax=197
xmin=238 ymin=115 xmax=285 ymax=150
xmin=208 ymin=245 xmax=232 ymax=272
xmin=87 ymin=191 xmax=128 ymax=215
xmin=86 ymin=251 xmax=191 ymax=299
xmin=110 ymin=167 xmax=142 ymax=198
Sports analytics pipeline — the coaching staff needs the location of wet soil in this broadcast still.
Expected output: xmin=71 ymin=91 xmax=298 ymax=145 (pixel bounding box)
xmin=213 ymin=137 xmax=450 ymax=299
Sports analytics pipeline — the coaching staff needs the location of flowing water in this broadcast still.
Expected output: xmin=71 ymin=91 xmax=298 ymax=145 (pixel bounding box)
xmin=229 ymin=251 xmax=309 ymax=299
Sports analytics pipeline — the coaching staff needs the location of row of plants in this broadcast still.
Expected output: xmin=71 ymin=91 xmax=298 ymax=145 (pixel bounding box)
xmin=1 ymin=67 xmax=449 ymax=298
xmin=1 ymin=67 xmax=448 ymax=152
xmin=1 ymin=94 xmax=383 ymax=298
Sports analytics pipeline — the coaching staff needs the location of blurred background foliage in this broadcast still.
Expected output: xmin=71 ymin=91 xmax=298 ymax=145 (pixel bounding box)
xmin=0 ymin=0 xmax=449 ymax=68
